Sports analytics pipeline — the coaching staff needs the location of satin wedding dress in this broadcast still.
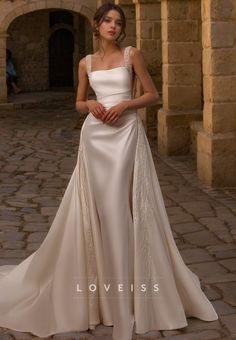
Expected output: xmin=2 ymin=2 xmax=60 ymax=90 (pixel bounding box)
xmin=0 ymin=46 xmax=218 ymax=340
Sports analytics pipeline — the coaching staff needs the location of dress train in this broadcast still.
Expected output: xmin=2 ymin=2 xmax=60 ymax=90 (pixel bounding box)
xmin=0 ymin=45 xmax=218 ymax=339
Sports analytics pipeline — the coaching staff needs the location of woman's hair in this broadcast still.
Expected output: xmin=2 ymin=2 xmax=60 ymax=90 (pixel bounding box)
xmin=93 ymin=3 xmax=126 ymax=45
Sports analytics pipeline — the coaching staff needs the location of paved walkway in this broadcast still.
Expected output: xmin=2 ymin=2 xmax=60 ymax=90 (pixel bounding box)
xmin=0 ymin=98 xmax=235 ymax=340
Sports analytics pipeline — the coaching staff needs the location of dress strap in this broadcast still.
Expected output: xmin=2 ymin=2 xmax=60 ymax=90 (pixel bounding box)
xmin=85 ymin=54 xmax=91 ymax=75
xmin=124 ymin=46 xmax=132 ymax=68
xmin=124 ymin=46 xmax=133 ymax=81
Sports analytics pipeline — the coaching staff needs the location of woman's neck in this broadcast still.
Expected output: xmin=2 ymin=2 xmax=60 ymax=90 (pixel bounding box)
xmin=97 ymin=40 xmax=120 ymax=57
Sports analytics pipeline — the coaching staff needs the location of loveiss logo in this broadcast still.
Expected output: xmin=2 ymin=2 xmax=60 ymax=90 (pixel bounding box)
xmin=73 ymin=276 xmax=163 ymax=298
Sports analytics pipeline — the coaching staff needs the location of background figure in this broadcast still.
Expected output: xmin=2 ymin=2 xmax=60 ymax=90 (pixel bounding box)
xmin=6 ymin=49 xmax=22 ymax=94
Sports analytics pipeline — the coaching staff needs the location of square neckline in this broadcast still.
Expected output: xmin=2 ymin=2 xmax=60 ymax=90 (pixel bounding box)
xmin=88 ymin=46 xmax=129 ymax=75
xmin=89 ymin=66 xmax=128 ymax=76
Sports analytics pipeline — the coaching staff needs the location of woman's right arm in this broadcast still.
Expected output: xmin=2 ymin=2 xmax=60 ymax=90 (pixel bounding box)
xmin=75 ymin=57 xmax=90 ymax=114
xmin=75 ymin=58 xmax=106 ymax=119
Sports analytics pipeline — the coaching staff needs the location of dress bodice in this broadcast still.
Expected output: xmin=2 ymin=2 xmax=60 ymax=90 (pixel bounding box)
xmin=85 ymin=46 xmax=134 ymax=110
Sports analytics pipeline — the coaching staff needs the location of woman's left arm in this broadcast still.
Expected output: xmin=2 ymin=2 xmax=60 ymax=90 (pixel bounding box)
xmin=102 ymin=47 xmax=160 ymax=124
xmin=124 ymin=47 xmax=160 ymax=110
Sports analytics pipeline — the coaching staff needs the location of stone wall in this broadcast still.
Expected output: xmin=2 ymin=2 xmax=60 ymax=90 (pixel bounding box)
xmin=7 ymin=10 xmax=49 ymax=91
xmin=198 ymin=0 xmax=236 ymax=186
xmin=162 ymin=0 xmax=202 ymax=111
xmin=158 ymin=0 xmax=203 ymax=156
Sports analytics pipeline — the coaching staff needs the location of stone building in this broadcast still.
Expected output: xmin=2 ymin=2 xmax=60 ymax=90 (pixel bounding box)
xmin=0 ymin=0 xmax=235 ymax=187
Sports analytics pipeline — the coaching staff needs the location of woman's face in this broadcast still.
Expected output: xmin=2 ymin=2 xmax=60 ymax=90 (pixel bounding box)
xmin=98 ymin=10 xmax=123 ymax=42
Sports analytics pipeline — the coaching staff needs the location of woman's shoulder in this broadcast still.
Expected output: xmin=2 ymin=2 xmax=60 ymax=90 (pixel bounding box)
xmin=78 ymin=56 xmax=89 ymax=74
xmin=80 ymin=53 xmax=91 ymax=61
xmin=122 ymin=45 xmax=140 ymax=59
xmin=79 ymin=56 xmax=86 ymax=66
xmin=79 ymin=52 xmax=94 ymax=64
xmin=128 ymin=46 xmax=140 ymax=56
xmin=123 ymin=45 xmax=138 ymax=53
xmin=126 ymin=46 xmax=142 ymax=65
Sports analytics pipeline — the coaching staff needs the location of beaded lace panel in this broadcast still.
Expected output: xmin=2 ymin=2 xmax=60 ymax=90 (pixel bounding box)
xmin=132 ymin=117 xmax=153 ymax=294
xmin=77 ymin=142 xmax=99 ymax=323
xmin=124 ymin=46 xmax=133 ymax=82
xmin=85 ymin=54 xmax=91 ymax=74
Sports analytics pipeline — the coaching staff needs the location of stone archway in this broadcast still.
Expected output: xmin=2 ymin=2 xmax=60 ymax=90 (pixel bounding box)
xmin=0 ymin=0 xmax=96 ymax=102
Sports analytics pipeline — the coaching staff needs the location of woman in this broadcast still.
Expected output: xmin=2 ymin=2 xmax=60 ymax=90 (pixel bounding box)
xmin=6 ymin=49 xmax=22 ymax=94
xmin=0 ymin=3 xmax=218 ymax=340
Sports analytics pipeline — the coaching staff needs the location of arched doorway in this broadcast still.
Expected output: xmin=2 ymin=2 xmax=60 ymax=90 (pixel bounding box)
xmin=49 ymin=29 xmax=74 ymax=87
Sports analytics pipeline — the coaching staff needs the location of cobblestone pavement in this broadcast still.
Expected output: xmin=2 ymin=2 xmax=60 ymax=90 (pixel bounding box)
xmin=0 ymin=99 xmax=236 ymax=340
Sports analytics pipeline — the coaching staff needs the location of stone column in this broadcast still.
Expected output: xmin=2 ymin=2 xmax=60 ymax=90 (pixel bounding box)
xmin=115 ymin=0 xmax=136 ymax=47
xmin=158 ymin=0 xmax=202 ymax=155
xmin=198 ymin=0 xmax=236 ymax=186
xmin=0 ymin=32 xmax=7 ymax=103
xmin=134 ymin=0 xmax=162 ymax=136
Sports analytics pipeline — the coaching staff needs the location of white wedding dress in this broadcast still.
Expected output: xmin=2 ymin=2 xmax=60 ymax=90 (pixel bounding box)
xmin=0 ymin=46 xmax=218 ymax=340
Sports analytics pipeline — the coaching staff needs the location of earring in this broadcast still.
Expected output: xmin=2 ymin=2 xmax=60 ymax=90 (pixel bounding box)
xmin=94 ymin=25 xmax=99 ymax=37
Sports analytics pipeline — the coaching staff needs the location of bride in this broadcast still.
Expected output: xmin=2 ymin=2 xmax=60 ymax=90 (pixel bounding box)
xmin=0 ymin=2 xmax=218 ymax=340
